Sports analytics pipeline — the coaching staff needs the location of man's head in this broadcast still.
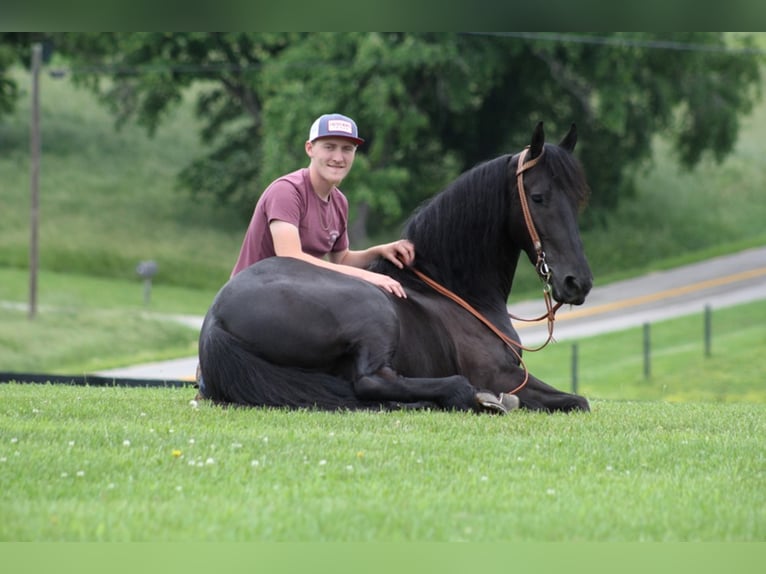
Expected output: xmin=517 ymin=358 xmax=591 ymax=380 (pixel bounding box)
xmin=306 ymin=114 xmax=363 ymax=188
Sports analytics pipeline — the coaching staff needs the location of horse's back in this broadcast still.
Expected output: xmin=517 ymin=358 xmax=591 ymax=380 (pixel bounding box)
xmin=205 ymin=257 xmax=398 ymax=369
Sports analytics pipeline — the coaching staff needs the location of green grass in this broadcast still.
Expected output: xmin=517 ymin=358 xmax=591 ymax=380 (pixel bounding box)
xmin=0 ymin=306 xmax=199 ymax=374
xmin=0 ymin=384 xmax=763 ymax=541
xmin=520 ymin=299 xmax=766 ymax=404
xmin=0 ymin=267 xmax=208 ymax=373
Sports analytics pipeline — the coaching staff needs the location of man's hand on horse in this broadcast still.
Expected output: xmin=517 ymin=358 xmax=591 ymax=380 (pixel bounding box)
xmin=380 ymin=239 xmax=415 ymax=268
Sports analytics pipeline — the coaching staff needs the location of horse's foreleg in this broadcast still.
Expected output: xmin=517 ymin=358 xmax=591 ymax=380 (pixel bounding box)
xmin=513 ymin=371 xmax=590 ymax=412
xmin=354 ymin=367 xmax=508 ymax=413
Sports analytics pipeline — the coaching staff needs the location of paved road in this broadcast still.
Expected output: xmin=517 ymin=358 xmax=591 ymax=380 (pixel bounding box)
xmin=96 ymin=246 xmax=766 ymax=381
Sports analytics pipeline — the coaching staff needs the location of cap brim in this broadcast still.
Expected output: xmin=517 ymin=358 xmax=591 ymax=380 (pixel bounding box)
xmin=312 ymin=134 xmax=364 ymax=146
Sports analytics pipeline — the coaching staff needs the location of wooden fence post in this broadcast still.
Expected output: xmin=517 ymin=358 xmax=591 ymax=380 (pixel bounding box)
xmin=571 ymin=343 xmax=579 ymax=394
xmin=643 ymin=323 xmax=651 ymax=379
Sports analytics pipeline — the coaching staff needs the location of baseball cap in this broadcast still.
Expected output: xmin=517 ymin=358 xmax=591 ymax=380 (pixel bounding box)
xmin=308 ymin=113 xmax=364 ymax=146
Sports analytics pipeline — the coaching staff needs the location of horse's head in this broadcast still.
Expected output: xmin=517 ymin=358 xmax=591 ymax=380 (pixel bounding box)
xmin=515 ymin=122 xmax=593 ymax=305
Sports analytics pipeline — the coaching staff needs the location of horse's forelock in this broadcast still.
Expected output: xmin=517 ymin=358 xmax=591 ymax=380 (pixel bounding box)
xmin=543 ymin=143 xmax=591 ymax=210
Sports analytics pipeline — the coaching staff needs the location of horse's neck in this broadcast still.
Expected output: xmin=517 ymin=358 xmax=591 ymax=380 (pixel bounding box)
xmin=426 ymin=244 xmax=521 ymax=312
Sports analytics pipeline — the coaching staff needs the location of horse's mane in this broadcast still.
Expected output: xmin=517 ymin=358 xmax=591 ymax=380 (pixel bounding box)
xmin=402 ymin=154 xmax=513 ymax=288
xmin=381 ymin=143 xmax=589 ymax=304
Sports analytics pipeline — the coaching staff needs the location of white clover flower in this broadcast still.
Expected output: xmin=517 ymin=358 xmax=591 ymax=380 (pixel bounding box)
xmin=123 ymin=440 xmax=131 ymax=447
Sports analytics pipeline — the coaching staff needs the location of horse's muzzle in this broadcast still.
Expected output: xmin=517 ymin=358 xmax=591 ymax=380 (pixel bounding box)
xmin=555 ymin=274 xmax=593 ymax=305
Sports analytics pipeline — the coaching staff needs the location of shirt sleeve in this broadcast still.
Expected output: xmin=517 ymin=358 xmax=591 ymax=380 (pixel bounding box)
xmin=260 ymin=179 xmax=304 ymax=227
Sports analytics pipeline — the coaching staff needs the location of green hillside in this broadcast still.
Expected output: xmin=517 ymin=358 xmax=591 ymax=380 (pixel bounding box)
xmin=0 ymin=68 xmax=244 ymax=291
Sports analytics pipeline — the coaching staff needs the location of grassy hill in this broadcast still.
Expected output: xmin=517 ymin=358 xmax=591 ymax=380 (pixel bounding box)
xmin=0 ymin=68 xmax=244 ymax=291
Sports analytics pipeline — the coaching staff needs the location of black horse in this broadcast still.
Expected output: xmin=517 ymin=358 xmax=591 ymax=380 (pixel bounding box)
xmin=198 ymin=122 xmax=592 ymax=413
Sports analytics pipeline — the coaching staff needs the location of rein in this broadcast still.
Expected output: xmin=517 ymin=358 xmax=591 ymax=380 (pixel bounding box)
xmin=409 ymin=146 xmax=564 ymax=394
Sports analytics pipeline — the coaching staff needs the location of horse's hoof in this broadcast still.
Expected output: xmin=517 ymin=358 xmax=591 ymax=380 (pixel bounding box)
xmin=475 ymin=391 xmax=508 ymax=415
xmin=500 ymin=393 xmax=520 ymax=411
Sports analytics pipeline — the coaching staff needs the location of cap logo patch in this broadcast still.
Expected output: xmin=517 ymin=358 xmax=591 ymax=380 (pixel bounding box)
xmin=328 ymin=120 xmax=353 ymax=134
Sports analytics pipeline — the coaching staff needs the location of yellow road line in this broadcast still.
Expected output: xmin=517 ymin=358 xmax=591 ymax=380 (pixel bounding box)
xmin=514 ymin=266 xmax=766 ymax=328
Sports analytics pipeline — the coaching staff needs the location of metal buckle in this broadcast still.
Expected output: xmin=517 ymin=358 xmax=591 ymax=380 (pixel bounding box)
xmin=536 ymin=252 xmax=552 ymax=292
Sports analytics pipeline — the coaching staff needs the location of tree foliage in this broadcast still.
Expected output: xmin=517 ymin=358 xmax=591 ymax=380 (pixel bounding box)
xmin=2 ymin=33 xmax=762 ymax=237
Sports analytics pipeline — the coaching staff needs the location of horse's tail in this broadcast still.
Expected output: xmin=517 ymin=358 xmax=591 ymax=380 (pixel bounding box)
xmin=198 ymin=319 xmax=371 ymax=410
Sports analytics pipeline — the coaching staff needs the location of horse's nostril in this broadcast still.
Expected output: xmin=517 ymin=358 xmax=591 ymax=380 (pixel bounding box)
xmin=565 ymin=275 xmax=592 ymax=296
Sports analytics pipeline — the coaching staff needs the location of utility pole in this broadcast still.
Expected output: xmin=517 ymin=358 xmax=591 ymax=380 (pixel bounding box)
xmin=29 ymin=43 xmax=42 ymax=320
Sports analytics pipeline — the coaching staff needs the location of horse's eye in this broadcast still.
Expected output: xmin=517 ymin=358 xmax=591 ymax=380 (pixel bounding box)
xmin=531 ymin=194 xmax=544 ymax=204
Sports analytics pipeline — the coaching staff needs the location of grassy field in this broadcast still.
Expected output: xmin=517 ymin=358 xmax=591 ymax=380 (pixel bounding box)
xmin=0 ymin=266 xmax=208 ymax=373
xmin=0 ymin=383 xmax=763 ymax=542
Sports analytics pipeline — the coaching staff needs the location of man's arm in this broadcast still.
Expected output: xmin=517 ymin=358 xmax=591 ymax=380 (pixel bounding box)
xmin=270 ymin=220 xmax=409 ymax=298
xmin=332 ymin=240 xmax=415 ymax=270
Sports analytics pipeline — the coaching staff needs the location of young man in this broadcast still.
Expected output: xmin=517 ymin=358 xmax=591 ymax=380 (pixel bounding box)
xmin=230 ymin=113 xmax=415 ymax=298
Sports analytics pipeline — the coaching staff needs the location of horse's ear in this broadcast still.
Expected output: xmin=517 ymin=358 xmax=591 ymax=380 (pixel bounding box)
xmin=559 ymin=123 xmax=577 ymax=152
xmin=529 ymin=121 xmax=545 ymax=159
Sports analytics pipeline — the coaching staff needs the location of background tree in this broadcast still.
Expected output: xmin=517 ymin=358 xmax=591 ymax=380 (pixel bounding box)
xmin=0 ymin=32 xmax=52 ymax=120
xmin=15 ymin=32 xmax=762 ymax=239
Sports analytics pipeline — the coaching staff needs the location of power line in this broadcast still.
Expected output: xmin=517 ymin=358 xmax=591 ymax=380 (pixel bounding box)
xmin=463 ymin=32 xmax=766 ymax=56
xmin=44 ymin=33 xmax=765 ymax=77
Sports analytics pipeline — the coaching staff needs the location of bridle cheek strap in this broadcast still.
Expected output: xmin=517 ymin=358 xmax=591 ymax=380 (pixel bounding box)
xmin=516 ymin=146 xmax=547 ymax=282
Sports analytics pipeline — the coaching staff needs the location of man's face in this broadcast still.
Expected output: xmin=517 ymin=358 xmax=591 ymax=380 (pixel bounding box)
xmin=306 ymin=137 xmax=357 ymax=185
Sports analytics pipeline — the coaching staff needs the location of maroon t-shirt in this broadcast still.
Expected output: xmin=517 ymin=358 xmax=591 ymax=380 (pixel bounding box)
xmin=230 ymin=168 xmax=350 ymax=277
